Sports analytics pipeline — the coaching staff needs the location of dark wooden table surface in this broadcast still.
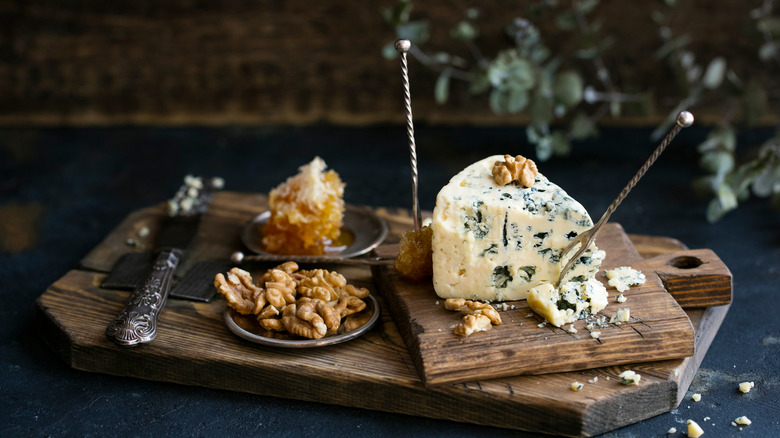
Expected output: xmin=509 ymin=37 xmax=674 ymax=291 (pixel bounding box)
xmin=1 ymin=125 xmax=778 ymax=437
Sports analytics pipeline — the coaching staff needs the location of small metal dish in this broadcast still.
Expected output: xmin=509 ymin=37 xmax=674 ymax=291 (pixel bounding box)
xmin=223 ymin=295 xmax=381 ymax=348
xmin=240 ymin=205 xmax=389 ymax=260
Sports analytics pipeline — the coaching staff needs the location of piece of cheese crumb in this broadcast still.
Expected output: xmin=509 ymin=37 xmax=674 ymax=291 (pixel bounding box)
xmin=605 ymin=266 xmax=646 ymax=292
xmin=738 ymin=381 xmax=754 ymax=393
xmin=691 ymin=393 xmax=701 ymax=402
xmin=609 ymin=308 xmax=630 ymax=324
xmin=734 ymin=416 xmax=751 ymax=426
xmin=570 ymin=381 xmax=583 ymax=391
xmin=590 ymin=331 xmax=601 ymax=339
xmin=687 ymin=419 xmax=704 ymax=438
xmin=667 ymin=426 xmax=677 ymax=434
xmin=588 ymin=377 xmax=598 ymax=384
xmin=616 ymin=293 xmax=627 ymax=303
xmin=618 ymin=370 xmax=641 ymax=385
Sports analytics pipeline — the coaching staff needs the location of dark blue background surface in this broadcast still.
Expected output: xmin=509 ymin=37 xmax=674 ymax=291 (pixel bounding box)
xmin=1 ymin=125 xmax=778 ymax=437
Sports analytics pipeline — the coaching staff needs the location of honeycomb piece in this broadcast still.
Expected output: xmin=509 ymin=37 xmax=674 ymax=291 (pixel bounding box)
xmin=261 ymin=157 xmax=345 ymax=255
xmin=394 ymin=225 xmax=433 ymax=281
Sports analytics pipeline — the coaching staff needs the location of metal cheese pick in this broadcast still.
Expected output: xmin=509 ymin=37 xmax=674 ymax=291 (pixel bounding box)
xmin=395 ymin=39 xmax=422 ymax=231
xmin=555 ymin=111 xmax=695 ymax=287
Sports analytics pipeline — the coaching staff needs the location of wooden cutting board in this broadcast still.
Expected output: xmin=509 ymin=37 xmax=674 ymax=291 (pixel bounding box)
xmin=372 ymin=222 xmax=730 ymax=386
xmin=35 ymin=191 xmax=732 ymax=437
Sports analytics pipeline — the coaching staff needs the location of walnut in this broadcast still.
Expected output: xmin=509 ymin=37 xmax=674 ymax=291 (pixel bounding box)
xmin=297 ymin=269 xmax=346 ymax=302
xmin=341 ymin=311 xmax=372 ymax=333
xmin=444 ymin=298 xmax=502 ymax=325
xmin=263 ymin=268 xmax=298 ymax=309
xmin=281 ymin=304 xmax=326 ymax=339
xmin=214 ymin=268 xmax=264 ymax=315
xmin=454 ymin=314 xmax=493 ymax=336
xmin=333 ymin=295 xmax=367 ymax=318
xmin=298 ymin=298 xmax=341 ymax=333
xmin=257 ymin=303 xmax=281 ymax=319
xmin=338 ymin=283 xmax=370 ymax=299
xmin=492 ymin=154 xmax=539 ymax=187
xmin=259 ymin=317 xmax=285 ymax=332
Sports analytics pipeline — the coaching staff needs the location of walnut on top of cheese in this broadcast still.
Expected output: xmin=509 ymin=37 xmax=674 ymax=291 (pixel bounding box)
xmin=432 ymin=155 xmax=605 ymax=302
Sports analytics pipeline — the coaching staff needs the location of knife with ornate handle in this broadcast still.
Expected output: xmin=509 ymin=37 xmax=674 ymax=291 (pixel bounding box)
xmin=105 ymin=176 xmax=222 ymax=347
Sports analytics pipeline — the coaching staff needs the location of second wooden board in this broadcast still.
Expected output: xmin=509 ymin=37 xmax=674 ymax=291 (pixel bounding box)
xmin=373 ymin=223 xmax=696 ymax=386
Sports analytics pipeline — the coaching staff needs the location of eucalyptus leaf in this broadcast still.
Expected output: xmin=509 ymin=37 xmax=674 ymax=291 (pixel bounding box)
xmin=716 ymin=182 xmax=738 ymax=210
xmin=576 ymin=0 xmax=600 ymax=15
xmin=702 ymin=57 xmax=727 ymax=89
xmin=468 ymin=70 xmax=491 ymax=95
xmin=697 ymin=126 xmax=736 ymax=153
xmin=553 ymin=70 xmax=584 ymax=108
xmin=700 ymin=151 xmax=735 ymax=175
xmin=550 ymin=130 xmax=571 ymax=156
xmin=382 ymin=43 xmax=398 ymax=60
xmin=757 ymin=17 xmax=780 ymax=34
xmin=507 ymin=57 xmax=535 ymax=90
xmin=383 ymin=0 xmax=412 ymax=27
xmin=451 ymin=21 xmax=478 ymax=41
xmin=752 ymin=166 xmax=780 ymax=197
xmin=654 ymin=34 xmax=691 ymax=60
xmin=507 ymin=88 xmax=529 ymax=113
xmin=435 ymin=71 xmax=451 ymax=104
xmin=432 ymin=52 xmax=451 ymax=64
xmin=706 ymin=198 xmax=726 ymax=223
xmin=489 ymin=88 xmax=509 ymax=115
xmin=535 ymin=134 xmax=554 ymax=162
xmin=569 ymin=112 xmax=598 ymax=140
xmin=759 ymin=42 xmax=777 ymax=61
xmin=530 ymin=95 xmax=554 ymax=126
xmin=609 ymin=100 xmax=621 ymax=117
xmin=397 ymin=21 xmax=431 ymax=45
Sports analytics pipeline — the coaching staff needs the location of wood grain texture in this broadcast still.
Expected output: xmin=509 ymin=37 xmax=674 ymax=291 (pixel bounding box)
xmin=3 ymin=1 xmax=773 ymax=126
xmin=37 ymin=192 xmax=730 ymax=437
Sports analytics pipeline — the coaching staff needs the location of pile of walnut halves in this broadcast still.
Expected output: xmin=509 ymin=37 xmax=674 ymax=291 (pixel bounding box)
xmin=214 ymin=261 xmax=372 ymax=339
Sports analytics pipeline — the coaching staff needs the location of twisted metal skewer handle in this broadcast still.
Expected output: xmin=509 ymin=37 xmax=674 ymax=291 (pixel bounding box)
xmin=230 ymin=251 xmax=395 ymax=266
xmin=555 ymin=111 xmax=694 ymax=287
xmin=395 ymin=39 xmax=422 ymax=231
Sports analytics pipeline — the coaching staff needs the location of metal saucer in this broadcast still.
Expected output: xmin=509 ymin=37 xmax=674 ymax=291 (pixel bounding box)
xmin=240 ymin=204 xmax=389 ymax=261
xmin=223 ymin=295 xmax=381 ymax=348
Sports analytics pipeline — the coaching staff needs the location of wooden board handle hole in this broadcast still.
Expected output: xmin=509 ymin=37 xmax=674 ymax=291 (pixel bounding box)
xmin=668 ymin=256 xmax=703 ymax=269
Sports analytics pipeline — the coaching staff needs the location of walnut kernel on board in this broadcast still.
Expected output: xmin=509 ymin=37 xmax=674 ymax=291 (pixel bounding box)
xmin=492 ymin=154 xmax=539 ymax=187
xmin=444 ymin=298 xmax=502 ymax=336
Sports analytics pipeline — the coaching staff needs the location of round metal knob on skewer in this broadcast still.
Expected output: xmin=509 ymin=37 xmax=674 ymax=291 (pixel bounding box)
xmin=395 ymin=38 xmax=422 ymax=231
xmin=230 ymin=251 xmax=245 ymax=263
xmin=677 ymin=110 xmax=694 ymax=127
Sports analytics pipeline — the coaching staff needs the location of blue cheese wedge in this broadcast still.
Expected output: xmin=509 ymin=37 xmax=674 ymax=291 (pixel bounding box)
xmin=432 ymin=155 xmax=605 ymax=301
xmin=526 ymin=278 xmax=608 ymax=327
xmin=604 ymin=266 xmax=646 ymax=292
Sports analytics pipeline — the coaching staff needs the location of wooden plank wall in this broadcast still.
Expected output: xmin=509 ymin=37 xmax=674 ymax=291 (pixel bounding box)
xmin=0 ymin=1 xmax=766 ymax=126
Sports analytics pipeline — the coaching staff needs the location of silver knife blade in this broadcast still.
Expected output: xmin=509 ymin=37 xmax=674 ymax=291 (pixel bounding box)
xmin=105 ymin=176 xmax=221 ymax=347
